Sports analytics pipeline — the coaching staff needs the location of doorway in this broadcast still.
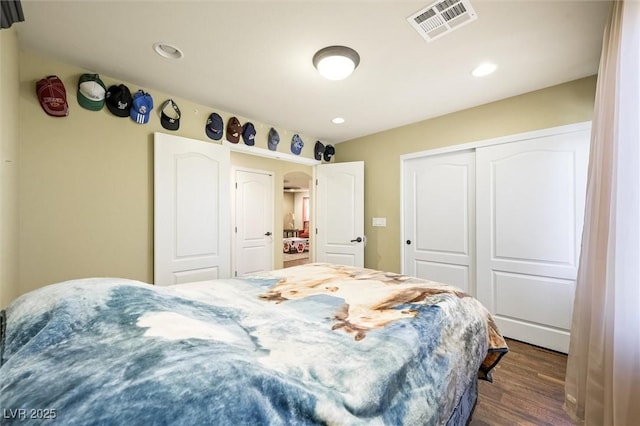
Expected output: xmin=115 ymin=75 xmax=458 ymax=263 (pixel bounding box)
xmin=283 ymin=171 xmax=311 ymax=268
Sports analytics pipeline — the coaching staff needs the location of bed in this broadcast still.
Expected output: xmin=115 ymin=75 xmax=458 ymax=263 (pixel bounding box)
xmin=283 ymin=237 xmax=310 ymax=253
xmin=0 ymin=263 xmax=507 ymax=425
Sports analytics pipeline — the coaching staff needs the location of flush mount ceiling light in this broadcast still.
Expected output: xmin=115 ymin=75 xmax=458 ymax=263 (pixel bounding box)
xmin=331 ymin=117 xmax=345 ymax=124
xmin=313 ymin=46 xmax=360 ymax=80
xmin=153 ymin=42 xmax=184 ymax=60
xmin=472 ymin=62 xmax=497 ymax=77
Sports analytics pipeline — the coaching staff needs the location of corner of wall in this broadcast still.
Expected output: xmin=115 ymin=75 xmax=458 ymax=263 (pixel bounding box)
xmin=0 ymin=27 xmax=21 ymax=308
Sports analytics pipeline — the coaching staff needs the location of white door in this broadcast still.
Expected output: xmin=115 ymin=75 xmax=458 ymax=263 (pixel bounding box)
xmin=154 ymin=133 xmax=231 ymax=285
xmin=402 ymin=150 xmax=475 ymax=294
xmin=476 ymin=129 xmax=589 ymax=353
xmin=316 ymin=161 xmax=365 ymax=267
xmin=233 ymin=168 xmax=274 ymax=276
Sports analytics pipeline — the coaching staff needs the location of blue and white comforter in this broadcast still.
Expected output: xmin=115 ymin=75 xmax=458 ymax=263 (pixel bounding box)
xmin=0 ymin=263 xmax=507 ymax=425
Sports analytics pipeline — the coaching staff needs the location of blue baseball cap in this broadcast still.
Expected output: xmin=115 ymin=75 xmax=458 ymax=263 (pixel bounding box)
xmin=130 ymin=90 xmax=153 ymax=124
xmin=268 ymin=127 xmax=280 ymax=151
xmin=242 ymin=122 xmax=256 ymax=146
xmin=291 ymin=134 xmax=304 ymax=155
xmin=205 ymin=113 xmax=224 ymax=140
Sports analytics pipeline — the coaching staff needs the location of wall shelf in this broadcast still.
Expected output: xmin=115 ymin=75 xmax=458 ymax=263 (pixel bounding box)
xmin=223 ymin=141 xmax=321 ymax=166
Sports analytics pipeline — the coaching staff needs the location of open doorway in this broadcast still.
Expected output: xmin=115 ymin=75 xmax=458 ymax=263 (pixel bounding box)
xmin=283 ymin=171 xmax=311 ymax=268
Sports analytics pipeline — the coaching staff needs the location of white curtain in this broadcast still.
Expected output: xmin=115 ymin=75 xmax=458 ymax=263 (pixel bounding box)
xmin=564 ymin=1 xmax=640 ymax=425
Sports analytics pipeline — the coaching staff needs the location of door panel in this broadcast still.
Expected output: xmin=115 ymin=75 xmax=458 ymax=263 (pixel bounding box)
xmin=234 ymin=169 xmax=274 ymax=276
xmin=415 ymin=261 xmax=468 ymax=289
xmin=154 ymin=133 xmax=230 ymax=285
xmin=493 ymin=272 xmax=575 ymax=330
xmin=476 ymin=129 xmax=589 ymax=352
xmin=403 ymin=150 xmax=475 ymax=294
xmin=316 ymin=162 xmax=364 ymax=267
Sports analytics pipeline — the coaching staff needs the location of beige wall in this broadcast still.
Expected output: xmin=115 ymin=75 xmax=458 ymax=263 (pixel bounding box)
xmin=0 ymin=27 xmax=21 ymax=308
xmin=336 ymin=76 xmax=597 ymax=273
xmin=283 ymin=192 xmax=295 ymax=228
xmin=11 ymin=46 xmax=597 ymax=298
xmin=18 ymin=49 xmax=314 ymax=295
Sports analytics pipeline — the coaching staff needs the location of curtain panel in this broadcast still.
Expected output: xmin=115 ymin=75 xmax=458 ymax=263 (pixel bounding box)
xmin=1 ymin=0 xmax=24 ymax=29
xmin=564 ymin=1 xmax=640 ymax=425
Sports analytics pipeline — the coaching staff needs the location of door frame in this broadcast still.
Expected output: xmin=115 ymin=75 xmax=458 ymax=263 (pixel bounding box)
xmin=231 ymin=166 xmax=275 ymax=276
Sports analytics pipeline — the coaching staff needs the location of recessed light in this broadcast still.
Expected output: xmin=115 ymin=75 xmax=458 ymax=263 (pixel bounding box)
xmin=472 ymin=62 xmax=497 ymax=77
xmin=332 ymin=117 xmax=345 ymax=124
xmin=153 ymin=42 xmax=184 ymax=60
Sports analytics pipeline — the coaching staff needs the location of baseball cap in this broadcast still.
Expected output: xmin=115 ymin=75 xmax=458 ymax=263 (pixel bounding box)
xmin=105 ymin=84 xmax=132 ymax=117
xmin=268 ymin=128 xmax=280 ymax=151
xmin=130 ymin=90 xmax=154 ymax=124
xmin=205 ymin=113 xmax=224 ymax=140
xmin=291 ymin=134 xmax=304 ymax=155
xmin=160 ymin=99 xmax=181 ymax=131
xmin=226 ymin=117 xmax=242 ymax=143
xmin=77 ymin=74 xmax=106 ymax=111
xmin=36 ymin=75 xmax=68 ymax=117
xmin=324 ymin=144 xmax=336 ymax=162
xmin=314 ymin=141 xmax=325 ymax=161
xmin=242 ymin=122 xmax=256 ymax=146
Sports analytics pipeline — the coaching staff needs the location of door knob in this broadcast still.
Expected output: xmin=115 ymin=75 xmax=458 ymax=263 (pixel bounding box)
xmin=350 ymin=237 xmax=363 ymax=243
xmin=406 ymin=240 xmax=412 ymax=245
xmin=265 ymin=232 xmax=272 ymax=236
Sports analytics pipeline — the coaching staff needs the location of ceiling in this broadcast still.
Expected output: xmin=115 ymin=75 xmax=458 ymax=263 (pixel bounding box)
xmin=284 ymin=171 xmax=312 ymax=191
xmin=15 ymin=0 xmax=611 ymax=144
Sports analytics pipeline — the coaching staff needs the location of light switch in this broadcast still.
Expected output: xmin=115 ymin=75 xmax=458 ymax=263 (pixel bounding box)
xmin=372 ymin=217 xmax=387 ymax=227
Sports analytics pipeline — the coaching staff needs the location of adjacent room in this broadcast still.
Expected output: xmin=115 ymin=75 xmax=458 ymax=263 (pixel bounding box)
xmin=1 ymin=1 xmax=638 ymax=425
xmin=283 ymin=171 xmax=311 ymax=268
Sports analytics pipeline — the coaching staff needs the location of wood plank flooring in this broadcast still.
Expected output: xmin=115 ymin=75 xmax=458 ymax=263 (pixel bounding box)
xmin=283 ymin=257 xmax=310 ymax=268
xmin=470 ymin=338 xmax=578 ymax=426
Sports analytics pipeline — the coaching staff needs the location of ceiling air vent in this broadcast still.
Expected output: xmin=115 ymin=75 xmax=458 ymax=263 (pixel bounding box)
xmin=408 ymin=0 xmax=477 ymax=42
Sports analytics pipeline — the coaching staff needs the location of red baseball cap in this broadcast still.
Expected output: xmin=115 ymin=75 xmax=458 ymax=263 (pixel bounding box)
xmin=36 ymin=76 xmax=69 ymax=117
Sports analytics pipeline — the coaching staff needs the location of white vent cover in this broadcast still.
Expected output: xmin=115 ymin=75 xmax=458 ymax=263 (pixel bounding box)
xmin=408 ymin=0 xmax=477 ymax=42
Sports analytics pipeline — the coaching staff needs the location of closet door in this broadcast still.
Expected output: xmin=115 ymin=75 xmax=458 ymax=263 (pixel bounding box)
xmin=403 ymin=150 xmax=475 ymax=294
xmin=476 ymin=129 xmax=589 ymax=353
xmin=154 ymin=133 xmax=231 ymax=285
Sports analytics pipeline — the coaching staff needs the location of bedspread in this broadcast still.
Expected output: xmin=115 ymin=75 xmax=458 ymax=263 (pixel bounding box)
xmin=0 ymin=263 xmax=507 ymax=425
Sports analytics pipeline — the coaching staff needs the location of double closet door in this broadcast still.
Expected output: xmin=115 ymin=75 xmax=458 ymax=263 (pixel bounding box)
xmin=403 ymin=124 xmax=590 ymax=353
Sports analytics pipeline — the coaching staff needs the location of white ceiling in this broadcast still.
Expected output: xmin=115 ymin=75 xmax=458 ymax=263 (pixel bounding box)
xmin=16 ymin=0 xmax=611 ymax=144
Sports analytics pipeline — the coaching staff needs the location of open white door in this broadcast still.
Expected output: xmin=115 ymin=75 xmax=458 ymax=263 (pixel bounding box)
xmin=233 ymin=168 xmax=274 ymax=276
xmin=315 ymin=161 xmax=364 ymax=267
xmin=154 ymin=133 xmax=231 ymax=285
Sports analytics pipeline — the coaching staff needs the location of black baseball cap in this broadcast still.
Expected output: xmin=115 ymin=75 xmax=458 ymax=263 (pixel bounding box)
xmin=105 ymin=84 xmax=132 ymax=117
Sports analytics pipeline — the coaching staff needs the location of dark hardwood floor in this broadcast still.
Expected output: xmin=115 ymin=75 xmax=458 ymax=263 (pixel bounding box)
xmin=470 ymin=338 xmax=578 ymax=426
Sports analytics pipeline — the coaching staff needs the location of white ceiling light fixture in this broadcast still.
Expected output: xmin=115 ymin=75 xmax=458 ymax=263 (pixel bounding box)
xmin=472 ymin=62 xmax=497 ymax=77
xmin=153 ymin=42 xmax=184 ymax=60
xmin=332 ymin=117 xmax=345 ymax=124
xmin=313 ymin=46 xmax=360 ymax=80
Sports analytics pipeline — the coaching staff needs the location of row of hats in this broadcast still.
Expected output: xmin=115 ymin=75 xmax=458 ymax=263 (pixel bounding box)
xmin=36 ymin=75 xmax=333 ymax=160
xmin=36 ymin=74 xmax=181 ymax=131
xmin=205 ymin=113 xmax=312 ymax=157
xmin=313 ymin=141 xmax=336 ymax=162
